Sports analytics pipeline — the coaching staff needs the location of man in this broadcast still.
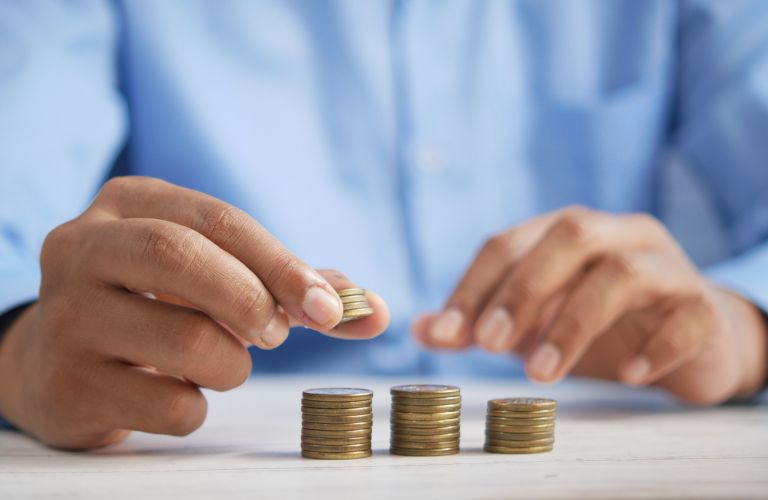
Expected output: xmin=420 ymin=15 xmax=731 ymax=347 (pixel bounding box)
xmin=1 ymin=0 xmax=766 ymax=450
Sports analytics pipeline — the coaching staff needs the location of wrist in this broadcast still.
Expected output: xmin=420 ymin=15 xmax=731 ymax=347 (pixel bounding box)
xmin=721 ymin=290 xmax=768 ymax=400
xmin=0 ymin=303 xmax=37 ymax=428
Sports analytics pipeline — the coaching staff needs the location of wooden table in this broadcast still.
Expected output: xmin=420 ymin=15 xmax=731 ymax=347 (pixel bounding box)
xmin=1 ymin=376 xmax=766 ymax=499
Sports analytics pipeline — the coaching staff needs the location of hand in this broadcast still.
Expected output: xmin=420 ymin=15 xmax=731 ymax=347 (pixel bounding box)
xmin=0 ymin=177 xmax=389 ymax=449
xmin=414 ymin=207 xmax=767 ymax=405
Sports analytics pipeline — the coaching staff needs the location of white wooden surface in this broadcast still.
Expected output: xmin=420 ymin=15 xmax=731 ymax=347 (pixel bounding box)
xmin=1 ymin=376 xmax=766 ymax=499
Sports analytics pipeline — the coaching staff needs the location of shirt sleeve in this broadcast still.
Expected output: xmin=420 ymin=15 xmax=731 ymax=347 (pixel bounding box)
xmin=0 ymin=0 xmax=126 ymax=317
xmin=674 ymin=0 xmax=768 ymax=310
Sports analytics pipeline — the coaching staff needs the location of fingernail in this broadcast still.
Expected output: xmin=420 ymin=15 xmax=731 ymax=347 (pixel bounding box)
xmin=259 ymin=316 xmax=287 ymax=349
xmin=302 ymin=286 xmax=341 ymax=326
xmin=527 ymin=341 xmax=561 ymax=381
xmin=622 ymin=356 xmax=651 ymax=386
xmin=476 ymin=307 xmax=514 ymax=351
xmin=430 ymin=308 xmax=464 ymax=343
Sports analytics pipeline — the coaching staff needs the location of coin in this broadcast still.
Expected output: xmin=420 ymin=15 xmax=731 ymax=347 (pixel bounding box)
xmin=338 ymin=301 xmax=371 ymax=310
xmin=483 ymin=444 xmax=553 ymax=454
xmin=302 ymin=388 xmax=373 ymax=401
xmin=340 ymin=294 xmax=368 ymax=304
xmin=302 ymin=421 xmax=372 ymax=431
xmin=390 ymin=439 xmax=461 ymax=450
xmin=486 ymin=409 xmax=556 ymax=419
xmin=488 ymin=398 xmax=557 ymax=412
xmin=484 ymin=430 xmax=554 ymax=441
xmin=300 ymin=435 xmax=372 ymax=446
xmin=301 ymin=406 xmax=373 ymax=416
xmin=341 ymin=307 xmax=374 ymax=321
xmin=485 ymin=437 xmax=554 ymax=447
xmin=302 ymin=413 xmax=373 ymax=424
xmin=390 ymin=432 xmax=460 ymax=442
xmin=390 ymin=447 xmax=459 ymax=456
xmin=389 ymin=425 xmax=460 ymax=436
xmin=301 ymin=428 xmax=373 ymax=438
xmin=390 ymin=417 xmax=460 ymax=428
xmin=391 ymin=403 xmax=462 ymax=413
xmin=301 ymin=442 xmax=372 ymax=453
xmin=390 ymin=385 xmax=460 ymax=398
xmin=485 ymin=415 xmax=555 ymax=425
xmin=391 ymin=395 xmax=462 ymax=406
xmin=391 ymin=409 xmax=461 ymax=420
xmin=302 ymin=450 xmax=372 ymax=460
xmin=485 ymin=422 xmax=555 ymax=433
xmin=301 ymin=399 xmax=373 ymax=409
xmin=337 ymin=288 xmax=366 ymax=297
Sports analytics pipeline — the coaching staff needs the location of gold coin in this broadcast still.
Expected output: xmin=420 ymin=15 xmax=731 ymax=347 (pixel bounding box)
xmin=301 ymin=406 xmax=372 ymax=416
xmin=486 ymin=422 xmax=554 ymax=433
xmin=391 ymin=410 xmax=461 ymax=421
xmin=302 ymin=413 xmax=372 ymax=424
xmin=337 ymin=288 xmax=366 ymax=298
xmin=302 ymin=421 xmax=372 ymax=431
xmin=389 ymin=425 xmax=460 ymax=435
xmin=391 ymin=395 xmax=462 ymax=406
xmin=390 ymin=439 xmax=460 ymax=450
xmin=302 ymin=450 xmax=372 ymax=460
xmin=340 ymin=308 xmax=374 ymax=321
xmin=302 ymin=388 xmax=373 ymax=401
xmin=483 ymin=444 xmax=553 ymax=454
xmin=485 ymin=430 xmax=554 ymax=441
xmin=485 ymin=437 xmax=554 ymax=448
xmin=488 ymin=398 xmax=557 ymax=412
xmin=391 ymin=418 xmax=460 ymax=428
xmin=390 ymin=384 xmax=460 ymax=398
xmin=486 ymin=409 xmax=556 ymax=419
xmin=300 ymin=435 xmax=371 ymax=446
xmin=390 ymin=447 xmax=459 ymax=456
xmin=340 ymin=294 xmax=368 ymax=304
xmin=486 ymin=415 xmax=555 ymax=425
xmin=301 ymin=399 xmax=372 ymax=410
xmin=392 ymin=403 xmax=462 ymax=413
xmin=341 ymin=301 xmax=372 ymax=311
xmin=301 ymin=443 xmax=371 ymax=453
xmin=300 ymin=428 xmax=372 ymax=438
xmin=390 ymin=432 xmax=460 ymax=442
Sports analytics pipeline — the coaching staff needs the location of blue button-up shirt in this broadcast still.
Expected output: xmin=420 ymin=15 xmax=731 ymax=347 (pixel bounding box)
xmin=2 ymin=0 xmax=768 ymax=378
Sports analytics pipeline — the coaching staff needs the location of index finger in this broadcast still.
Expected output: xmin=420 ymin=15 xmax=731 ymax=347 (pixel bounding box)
xmin=90 ymin=177 xmax=343 ymax=331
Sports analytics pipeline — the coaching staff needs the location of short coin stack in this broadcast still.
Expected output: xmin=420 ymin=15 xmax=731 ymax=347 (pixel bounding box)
xmin=484 ymin=397 xmax=557 ymax=454
xmin=338 ymin=288 xmax=374 ymax=322
xmin=301 ymin=388 xmax=373 ymax=460
xmin=390 ymin=384 xmax=461 ymax=456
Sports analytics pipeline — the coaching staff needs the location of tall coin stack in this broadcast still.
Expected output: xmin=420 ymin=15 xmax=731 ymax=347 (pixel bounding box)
xmin=390 ymin=384 xmax=461 ymax=456
xmin=484 ymin=397 xmax=557 ymax=454
xmin=301 ymin=388 xmax=373 ymax=460
xmin=338 ymin=288 xmax=374 ymax=322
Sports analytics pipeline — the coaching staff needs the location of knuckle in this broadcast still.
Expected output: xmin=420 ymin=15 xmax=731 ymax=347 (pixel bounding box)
xmin=232 ymin=283 xmax=274 ymax=326
xmin=165 ymin=389 xmax=207 ymax=436
xmin=198 ymin=204 xmax=247 ymax=247
xmin=600 ymin=253 xmax=638 ymax=281
xmin=504 ymin=275 xmax=539 ymax=307
xmin=140 ymin=225 xmax=204 ymax=274
xmin=634 ymin=212 xmax=668 ymax=237
xmin=178 ymin=316 xmax=222 ymax=360
xmin=481 ymin=233 xmax=514 ymax=261
xmin=41 ymin=222 xmax=78 ymax=270
xmin=222 ymin=350 xmax=253 ymax=390
xmin=265 ymin=252 xmax=302 ymax=285
xmin=552 ymin=210 xmax=591 ymax=244
xmin=555 ymin=313 xmax=589 ymax=341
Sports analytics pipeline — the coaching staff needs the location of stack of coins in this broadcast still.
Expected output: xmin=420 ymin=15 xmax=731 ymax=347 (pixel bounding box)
xmin=338 ymin=288 xmax=374 ymax=322
xmin=301 ymin=388 xmax=373 ymax=460
xmin=484 ymin=397 xmax=557 ymax=454
xmin=390 ymin=384 xmax=461 ymax=456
